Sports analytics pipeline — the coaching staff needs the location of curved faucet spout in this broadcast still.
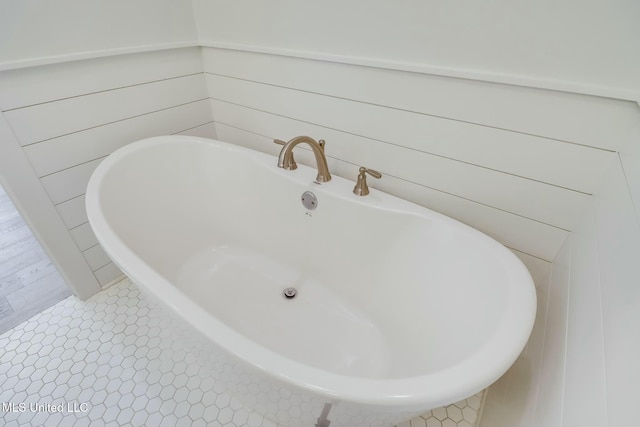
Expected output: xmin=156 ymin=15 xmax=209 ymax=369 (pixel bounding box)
xmin=276 ymin=135 xmax=332 ymax=183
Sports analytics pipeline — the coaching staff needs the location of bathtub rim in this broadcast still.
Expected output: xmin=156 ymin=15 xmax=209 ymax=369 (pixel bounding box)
xmin=86 ymin=135 xmax=537 ymax=408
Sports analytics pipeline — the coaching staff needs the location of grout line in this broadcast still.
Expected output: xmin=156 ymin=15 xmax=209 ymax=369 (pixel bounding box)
xmin=54 ymin=192 xmax=85 ymax=207
xmin=213 ymin=120 xmax=276 ymax=142
xmin=37 ymin=117 xmax=216 ymax=186
xmin=68 ymin=221 xmax=89 ymax=232
xmin=367 ymin=170 xmax=571 ymax=231
xmin=93 ymin=260 xmax=116 ymax=275
xmin=22 ymin=98 xmax=210 ymax=149
xmin=81 ymin=242 xmax=101 ymax=253
xmin=505 ymin=246 xmax=553 ymax=263
xmin=2 ymin=278 xmax=485 ymax=425
xmin=205 ymin=72 xmax=616 ymax=154
xmin=210 ymin=97 xmax=593 ymax=196
xmin=213 ymin=119 xmax=572 ymax=233
xmin=89 ymin=260 xmax=113 ymax=272
xmin=171 ymin=120 xmax=215 ymax=135
xmin=2 ymin=73 xmax=205 ymax=112
xmin=39 ymin=156 xmax=104 ymax=179
xmin=54 ymin=192 xmax=87 ymax=209
xmin=99 ymin=273 xmax=127 ymax=290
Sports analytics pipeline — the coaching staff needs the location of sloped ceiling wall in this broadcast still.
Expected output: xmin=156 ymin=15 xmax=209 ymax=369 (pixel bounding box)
xmin=191 ymin=0 xmax=640 ymax=98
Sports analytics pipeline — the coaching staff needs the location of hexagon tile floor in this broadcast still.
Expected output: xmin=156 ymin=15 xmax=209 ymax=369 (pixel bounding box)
xmin=0 ymin=277 xmax=485 ymax=427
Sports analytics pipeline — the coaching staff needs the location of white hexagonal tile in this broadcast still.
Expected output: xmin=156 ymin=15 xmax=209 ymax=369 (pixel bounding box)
xmin=215 ymin=393 xmax=231 ymax=409
xmin=442 ymin=419 xmax=458 ymax=427
xmin=203 ymin=405 xmax=221 ymax=422
xmin=145 ymin=397 xmax=163 ymax=413
xmin=462 ymin=406 xmax=477 ymax=423
xmin=217 ymin=406 xmax=234 ymax=424
xmin=432 ymin=406 xmax=448 ymax=422
xmin=146 ymin=412 xmax=163 ymax=426
xmin=131 ymin=410 xmax=149 ymax=426
xmin=0 ymin=277 xmax=489 ymax=427
xmin=189 ymin=402 xmax=206 ymax=420
xmin=447 ymin=405 xmax=463 ymax=422
xmin=102 ymin=406 xmax=120 ymax=423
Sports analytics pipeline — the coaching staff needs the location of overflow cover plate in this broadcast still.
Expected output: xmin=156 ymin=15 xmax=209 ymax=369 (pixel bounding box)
xmin=301 ymin=191 xmax=318 ymax=210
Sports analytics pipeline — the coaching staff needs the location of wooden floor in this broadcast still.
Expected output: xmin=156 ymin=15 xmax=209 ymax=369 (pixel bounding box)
xmin=0 ymin=185 xmax=71 ymax=334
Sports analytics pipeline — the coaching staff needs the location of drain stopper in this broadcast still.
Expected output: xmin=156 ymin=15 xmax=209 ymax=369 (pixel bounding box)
xmin=282 ymin=287 xmax=298 ymax=299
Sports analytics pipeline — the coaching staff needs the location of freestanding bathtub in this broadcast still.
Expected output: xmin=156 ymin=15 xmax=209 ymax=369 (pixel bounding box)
xmin=86 ymin=135 xmax=536 ymax=427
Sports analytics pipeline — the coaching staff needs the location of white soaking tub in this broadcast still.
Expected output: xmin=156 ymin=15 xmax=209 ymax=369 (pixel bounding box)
xmin=86 ymin=135 xmax=536 ymax=427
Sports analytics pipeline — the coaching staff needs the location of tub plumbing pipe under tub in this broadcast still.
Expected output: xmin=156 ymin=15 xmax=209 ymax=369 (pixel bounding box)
xmin=316 ymin=403 xmax=332 ymax=427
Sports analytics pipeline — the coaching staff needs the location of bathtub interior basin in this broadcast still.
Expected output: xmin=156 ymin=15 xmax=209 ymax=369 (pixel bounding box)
xmin=86 ymin=135 xmax=536 ymax=417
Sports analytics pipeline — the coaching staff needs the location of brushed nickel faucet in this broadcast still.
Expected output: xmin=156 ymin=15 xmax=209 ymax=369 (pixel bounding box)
xmin=353 ymin=166 xmax=382 ymax=196
xmin=274 ymin=136 xmax=332 ymax=183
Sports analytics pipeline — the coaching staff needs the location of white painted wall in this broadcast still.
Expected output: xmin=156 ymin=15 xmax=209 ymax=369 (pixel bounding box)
xmin=191 ymin=3 xmax=640 ymax=424
xmin=0 ymin=1 xmax=205 ymax=298
xmin=192 ymin=0 xmax=640 ymax=99
xmin=200 ymin=48 xmax=639 ymax=426
xmin=481 ymin=126 xmax=640 ymax=427
xmin=0 ymin=114 xmax=101 ymax=300
xmin=0 ymin=8 xmax=638 ymax=426
xmin=0 ymin=48 xmax=214 ymax=295
xmin=201 ymin=47 xmax=634 ymax=263
xmin=0 ymin=0 xmax=197 ymax=66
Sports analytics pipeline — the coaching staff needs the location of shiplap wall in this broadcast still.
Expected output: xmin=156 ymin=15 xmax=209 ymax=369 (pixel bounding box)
xmin=201 ymin=47 xmax=637 ymax=266
xmin=2 ymin=44 xmax=635 ymax=299
xmin=0 ymin=47 xmax=215 ymax=290
xmin=0 ymin=34 xmax=636 ymax=426
xmin=481 ymin=132 xmax=640 ymax=427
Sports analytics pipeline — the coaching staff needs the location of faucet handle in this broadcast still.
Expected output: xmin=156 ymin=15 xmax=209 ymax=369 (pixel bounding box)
xmin=274 ymin=138 xmax=297 ymax=170
xmin=353 ymin=167 xmax=382 ymax=196
xmin=360 ymin=167 xmax=382 ymax=179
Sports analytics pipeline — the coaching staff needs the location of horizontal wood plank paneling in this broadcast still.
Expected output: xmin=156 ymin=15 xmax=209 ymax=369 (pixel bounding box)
xmin=0 ymin=47 xmax=203 ymax=111
xmin=0 ymin=47 xmax=210 ymax=293
xmin=82 ymin=245 xmax=112 ymax=271
xmin=6 ymin=74 xmax=207 ymax=145
xmin=210 ymin=99 xmax=588 ymax=231
xmin=206 ymin=74 xmax=612 ymax=194
xmin=511 ymin=249 xmax=552 ymax=288
xmin=24 ymin=100 xmax=212 ymax=177
xmin=202 ymin=47 xmax=640 ymax=264
xmin=175 ymin=122 xmax=217 ymax=138
xmin=37 ymin=104 xmax=214 ymax=206
xmin=202 ymin=47 xmax=638 ymax=152
xmin=4 ymin=45 xmax=632 ymax=291
xmin=94 ymin=263 xmax=123 ymax=287
xmin=372 ymin=172 xmax=569 ymax=262
xmin=214 ymin=122 xmax=568 ymax=260
xmin=0 ymin=111 xmax=101 ymax=299
xmin=69 ymin=223 xmax=98 ymax=252
xmin=56 ymin=196 xmax=87 ymax=230
xmin=41 ymin=159 xmax=103 ymax=205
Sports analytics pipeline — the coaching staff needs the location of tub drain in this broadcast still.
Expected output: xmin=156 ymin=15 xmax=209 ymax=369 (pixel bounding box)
xmin=282 ymin=287 xmax=298 ymax=299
